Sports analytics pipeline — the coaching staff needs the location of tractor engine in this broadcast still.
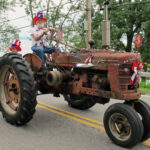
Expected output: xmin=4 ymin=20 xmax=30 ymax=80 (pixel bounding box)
xmin=24 ymin=49 xmax=142 ymax=102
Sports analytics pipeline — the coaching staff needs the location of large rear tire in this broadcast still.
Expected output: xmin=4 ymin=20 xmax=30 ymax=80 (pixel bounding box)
xmin=64 ymin=94 xmax=96 ymax=110
xmin=0 ymin=53 xmax=37 ymax=126
xmin=103 ymin=103 xmax=144 ymax=148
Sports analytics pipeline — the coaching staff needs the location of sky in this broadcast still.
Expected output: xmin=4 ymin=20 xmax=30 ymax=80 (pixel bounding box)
xmin=6 ymin=6 xmax=31 ymax=38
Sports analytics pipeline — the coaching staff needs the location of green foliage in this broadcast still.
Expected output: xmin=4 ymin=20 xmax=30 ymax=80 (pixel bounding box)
xmin=65 ymin=14 xmax=86 ymax=49
xmin=95 ymin=0 xmax=150 ymax=53
xmin=0 ymin=23 xmax=19 ymax=53
xmin=67 ymin=1 xmax=102 ymax=49
xmin=108 ymin=0 xmax=150 ymax=53
xmin=70 ymin=0 xmax=150 ymax=63
xmin=19 ymin=0 xmax=85 ymax=49
xmin=140 ymin=79 xmax=150 ymax=93
xmin=0 ymin=0 xmax=19 ymax=53
xmin=140 ymin=21 xmax=150 ymax=63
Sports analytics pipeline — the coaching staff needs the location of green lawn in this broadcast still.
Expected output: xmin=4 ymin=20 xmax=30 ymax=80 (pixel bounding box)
xmin=140 ymin=80 xmax=150 ymax=93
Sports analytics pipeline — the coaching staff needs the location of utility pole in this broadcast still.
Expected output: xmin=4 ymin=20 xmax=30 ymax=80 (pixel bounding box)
xmin=86 ymin=0 xmax=92 ymax=49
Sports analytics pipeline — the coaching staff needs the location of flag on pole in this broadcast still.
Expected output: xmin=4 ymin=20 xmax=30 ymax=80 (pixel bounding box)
xmin=57 ymin=25 xmax=63 ymax=41
xmin=134 ymin=34 xmax=142 ymax=56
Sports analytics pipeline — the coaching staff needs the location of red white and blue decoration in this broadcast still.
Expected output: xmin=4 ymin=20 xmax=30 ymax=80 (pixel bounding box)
xmin=130 ymin=58 xmax=143 ymax=86
xmin=84 ymin=54 xmax=94 ymax=64
xmin=9 ymin=39 xmax=22 ymax=52
xmin=33 ymin=12 xmax=47 ymax=25
xmin=57 ymin=25 xmax=63 ymax=41
xmin=130 ymin=34 xmax=143 ymax=86
xmin=134 ymin=34 xmax=142 ymax=56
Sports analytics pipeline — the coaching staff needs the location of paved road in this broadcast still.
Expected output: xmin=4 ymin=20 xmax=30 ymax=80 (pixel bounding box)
xmin=0 ymin=94 xmax=150 ymax=150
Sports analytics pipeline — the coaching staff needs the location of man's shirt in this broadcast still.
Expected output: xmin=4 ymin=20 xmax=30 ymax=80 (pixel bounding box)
xmin=31 ymin=26 xmax=49 ymax=47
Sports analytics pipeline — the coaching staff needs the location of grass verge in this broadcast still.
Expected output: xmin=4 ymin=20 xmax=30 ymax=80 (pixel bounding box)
xmin=140 ymin=80 xmax=150 ymax=94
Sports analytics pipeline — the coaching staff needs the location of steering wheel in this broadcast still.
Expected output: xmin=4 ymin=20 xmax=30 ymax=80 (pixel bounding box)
xmin=45 ymin=27 xmax=63 ymax=65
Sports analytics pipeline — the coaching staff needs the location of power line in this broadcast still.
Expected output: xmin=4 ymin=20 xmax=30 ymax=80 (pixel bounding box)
xmin=60 ymin=0 xmax=80 ymax=26
xmin=0 ymin=0 xmax=82 ymax=24
xmin=0 ymin=25 xmax=31 ymax=34
xmin=1 ymin=0 xmax=148 ymax=25
xmin=0 ymin=9 xmax=84 ymax=34
xmin=0 ymin=0 xmax=85 ymax=34
xmin=0 ymin=15 xmax=28 ymax=24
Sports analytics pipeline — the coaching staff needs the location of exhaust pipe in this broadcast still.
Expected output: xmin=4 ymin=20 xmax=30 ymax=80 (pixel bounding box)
xmin=102 ymin=1 xmax=110 ymax=49
xmin=46 ymin=71 xmax=62 ymax=86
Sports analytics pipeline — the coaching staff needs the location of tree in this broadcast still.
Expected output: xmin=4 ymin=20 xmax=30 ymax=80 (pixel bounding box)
xmin=66 ymin=2 xmax=97 ymax=49
xmin=108 ymin=0 xmax=150 ymax=52
xmin=140 ymin=21 xmax=150 ymax=63
xmin=96 ymin=0 xmax=150 ymax=64
xmin=19 ymin=0 xmax=85 ymax=50
xmin=70 ymin=0 xmax=150 ymax=63
xmin=0 ymin=0 xmax=19 ymax=53
xmin=89 ymin=0 xmax=150 ymax=52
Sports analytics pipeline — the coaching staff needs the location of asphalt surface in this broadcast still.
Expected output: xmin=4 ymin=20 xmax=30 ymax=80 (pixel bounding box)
xmin=0 ymin=94 xmax=150 ymax=150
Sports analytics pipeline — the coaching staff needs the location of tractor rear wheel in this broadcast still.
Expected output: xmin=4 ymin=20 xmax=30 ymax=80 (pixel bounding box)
xmin=64 ymin=94 xmax=96 ymax=110
xmin=0 ymin=53 xmax=37 ymax=126
xmin=104 ymin=103 xmax=143 ymax=148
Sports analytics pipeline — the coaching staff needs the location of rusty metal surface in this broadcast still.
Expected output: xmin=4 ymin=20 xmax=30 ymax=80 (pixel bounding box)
xmin=80 ymin=87 xmax=141 ymax=100
xmin=24 ymin=53 xmax=42 ymax=72
xmin=3 ymin=68 xmax=20 ymax=111
xmin=30 ymin=48 xmax=142 ymax=101
xmin=108 ymin=64 xmax=119 ymax=92
xmin=55 ymin=50 xmax=139 ymax=65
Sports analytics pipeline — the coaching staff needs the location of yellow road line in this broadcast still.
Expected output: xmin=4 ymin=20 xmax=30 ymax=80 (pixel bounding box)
xmin=38 ymin=100 xmax=103 ymax=126
xmin=142 ymin=141 xmax=150 ymax=147
xmin=37 ymin=104 xmax=105 ymax=131
xmin=37 ymin=102 xmax=150 ymax=147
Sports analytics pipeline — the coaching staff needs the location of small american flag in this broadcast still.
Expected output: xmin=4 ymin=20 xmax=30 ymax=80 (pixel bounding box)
xmin=57 ymin=25 xmax=63 ymax=41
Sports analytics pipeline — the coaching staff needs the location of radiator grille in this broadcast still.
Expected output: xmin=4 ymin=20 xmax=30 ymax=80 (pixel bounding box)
xmin=118 ymin=64 xmax=132 ymax=91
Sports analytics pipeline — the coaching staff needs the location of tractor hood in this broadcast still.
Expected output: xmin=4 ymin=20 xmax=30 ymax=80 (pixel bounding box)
xmin=55 ymin=49 xmax=141 ymax=65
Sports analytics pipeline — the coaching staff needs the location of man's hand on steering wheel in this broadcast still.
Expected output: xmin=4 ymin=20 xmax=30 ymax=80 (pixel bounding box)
xmin=43 ymin=28 xmax=49 ymax=35
xmin=49 ymin=27 xmax=55 ymax=32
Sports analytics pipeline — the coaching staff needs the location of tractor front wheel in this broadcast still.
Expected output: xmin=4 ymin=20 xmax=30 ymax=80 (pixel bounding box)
xmin=103 ymin=103 xmax=143 ymax=148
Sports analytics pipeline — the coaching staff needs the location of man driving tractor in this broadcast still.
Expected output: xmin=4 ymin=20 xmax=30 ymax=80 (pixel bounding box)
xmin=31 ymin=11 xmax=59 ymax=67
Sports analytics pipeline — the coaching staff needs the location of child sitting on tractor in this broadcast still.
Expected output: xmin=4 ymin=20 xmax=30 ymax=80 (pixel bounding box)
xmin=9 ymin=39 xmax=22 ymax=53
xmin=31 ymin=11 xmax=59 ymax=67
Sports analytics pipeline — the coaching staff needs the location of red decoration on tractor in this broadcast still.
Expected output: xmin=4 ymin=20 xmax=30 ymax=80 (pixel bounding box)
xmin=130 ymin=35 xmax=143 ymax=86
xmin=134 ymin=34 xmax=142 ymax=56
xmin=84 ymin=56 xmax=92 ymax=64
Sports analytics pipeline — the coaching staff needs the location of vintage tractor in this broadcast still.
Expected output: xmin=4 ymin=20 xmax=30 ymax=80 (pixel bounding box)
xmin=0 ymin=1 xmax=150 ymax=149
xmin=0 ymin=45 xmax=150 ymax=148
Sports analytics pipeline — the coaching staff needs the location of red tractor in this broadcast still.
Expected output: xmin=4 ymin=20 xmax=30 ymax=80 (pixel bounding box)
xmin=0 ymin=1 xmax=150 ymax=148
xmin=0 ymin=45 xmax=150 ymax=148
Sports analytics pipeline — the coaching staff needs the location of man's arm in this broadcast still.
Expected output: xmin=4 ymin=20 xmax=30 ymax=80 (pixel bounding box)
xmin=47 ymin=32 xmax=55 ymax=39
xmin=31 ymin=32 xmax=45 ymax=41
xmin=47 ymin=27 xmax=56 ymax=39
xmin=31 ymin=29 xmax=49 ymax=41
